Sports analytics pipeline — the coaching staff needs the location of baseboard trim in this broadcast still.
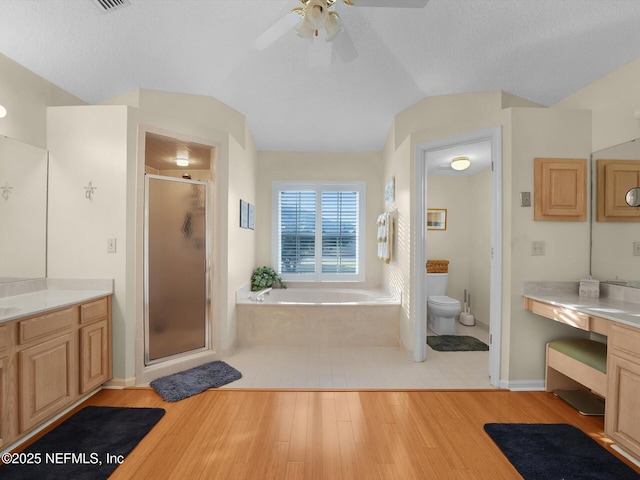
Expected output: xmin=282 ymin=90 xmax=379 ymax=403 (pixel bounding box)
xmin=104 ymin=377 xmax=137 ymax=389
xmin=502 ymin=379 xmax=546 ymax=391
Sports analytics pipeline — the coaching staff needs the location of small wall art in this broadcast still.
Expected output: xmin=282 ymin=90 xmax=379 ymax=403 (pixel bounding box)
xmin=240 ymin=199 xmax=248 ymax=228
xmin=385 ymin=177 xmax=395 ymax=206
xmin=248 ymin=203 xmax=255 ymax=230
xmin=427 ymin=208 xmax=447 ymax=230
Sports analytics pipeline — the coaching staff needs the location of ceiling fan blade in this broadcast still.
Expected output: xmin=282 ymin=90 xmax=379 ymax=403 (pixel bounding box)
xmin=346 ymin=0 xmax=429 ymax=7
xmin=252 ymin=11 xmax=301 ymax=50
xmin=330 ymin=28 xmax=358 ymax=63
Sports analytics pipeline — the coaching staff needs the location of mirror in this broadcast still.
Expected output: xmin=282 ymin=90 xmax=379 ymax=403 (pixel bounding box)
xmin=0 ymin=136 xmax=48 ymax=283
xmin=591 ymin=139 xmax=640 ymax=287
xmin=626 ymin=187 xmax=640 ymax=207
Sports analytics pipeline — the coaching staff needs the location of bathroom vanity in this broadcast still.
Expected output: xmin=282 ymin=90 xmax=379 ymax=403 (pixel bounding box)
xmin=0 ymin=281 xmax=113 ymax=450
xmin=523 ymin=282 xmax=640 ymax=460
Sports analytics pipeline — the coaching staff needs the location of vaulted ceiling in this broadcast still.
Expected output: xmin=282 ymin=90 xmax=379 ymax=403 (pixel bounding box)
xmin=1 ymin=0 xmax=640 ymax=152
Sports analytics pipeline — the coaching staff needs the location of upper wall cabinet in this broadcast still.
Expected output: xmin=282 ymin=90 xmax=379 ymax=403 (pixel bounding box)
xmin=597 ymin=159 xmax=640 ymax=222
xmin=534 ymin=158 xmax=587 ymax=221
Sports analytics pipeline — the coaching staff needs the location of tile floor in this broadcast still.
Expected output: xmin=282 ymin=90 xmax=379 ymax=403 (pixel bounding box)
xmin=222 ymin=322 xmax=494 ymax=390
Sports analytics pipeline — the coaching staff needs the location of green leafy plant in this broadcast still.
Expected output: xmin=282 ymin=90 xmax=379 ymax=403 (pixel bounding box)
xmin=251 ymin=266 xmax=286 ymax=291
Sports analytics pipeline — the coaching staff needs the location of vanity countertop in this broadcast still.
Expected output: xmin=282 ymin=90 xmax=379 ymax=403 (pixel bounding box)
xmin=523 ymin=281 xmax=640 ymax=330
xmin=0 ymin=279 xmax=113 ymax=323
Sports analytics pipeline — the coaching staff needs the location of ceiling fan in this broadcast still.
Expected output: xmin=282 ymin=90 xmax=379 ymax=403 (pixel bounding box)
xmin=253 ymin=0 xmax=429 ymax=63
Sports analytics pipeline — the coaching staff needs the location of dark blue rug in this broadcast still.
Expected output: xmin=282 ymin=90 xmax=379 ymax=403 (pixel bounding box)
xmin=0 ymin=406 xmax=165 ymax=480
xmin=150 ymin=360 xmax=242 ymax=402
xmin=484 ymin=423 xmax=640 ymax=479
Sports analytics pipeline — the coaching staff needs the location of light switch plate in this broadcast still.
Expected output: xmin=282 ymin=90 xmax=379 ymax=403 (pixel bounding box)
xmin=521 ymin=192 xmax=531 ymax=207
xmin=107 ymin=238 xmax=117 ymax=253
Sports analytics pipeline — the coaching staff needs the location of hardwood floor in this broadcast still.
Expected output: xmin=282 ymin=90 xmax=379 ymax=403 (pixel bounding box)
xmin=24 ymin=388 xmax=640 ymax=479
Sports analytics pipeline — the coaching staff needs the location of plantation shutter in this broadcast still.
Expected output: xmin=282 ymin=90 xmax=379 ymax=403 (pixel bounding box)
xmin=278 ymin=191 xmax=316 ymax=274
xmin=321 ymin=191 xmax=359 ymax=274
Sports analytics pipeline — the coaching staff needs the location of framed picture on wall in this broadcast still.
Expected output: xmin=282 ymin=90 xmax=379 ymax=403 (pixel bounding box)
xmin=427 ymin=208 xmax=447 ymax=230
xmin=248 ymin=203 xmax=255 ymax=230
xmin=240 ymin=199 xmax=248 ymax=228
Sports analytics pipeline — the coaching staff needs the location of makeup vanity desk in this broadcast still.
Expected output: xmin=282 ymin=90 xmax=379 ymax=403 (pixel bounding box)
xmin=523 ymin=281 xmax=640 ymax=461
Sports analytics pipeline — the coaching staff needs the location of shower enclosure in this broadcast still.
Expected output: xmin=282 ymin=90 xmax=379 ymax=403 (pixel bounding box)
xmin=144 ymin=174 xmax=210 ymax=365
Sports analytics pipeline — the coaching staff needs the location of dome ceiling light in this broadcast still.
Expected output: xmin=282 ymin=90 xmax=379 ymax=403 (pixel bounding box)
xmin=451 ymin=156 xmax=471 ymax=171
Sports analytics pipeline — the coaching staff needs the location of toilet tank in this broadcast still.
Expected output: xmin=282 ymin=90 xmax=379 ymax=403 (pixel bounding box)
xmin=426 ymin=273 xmax=448 ymax=295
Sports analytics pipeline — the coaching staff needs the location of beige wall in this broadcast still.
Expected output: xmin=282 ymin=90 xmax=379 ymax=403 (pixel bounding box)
xmin=554 ymin=57 xmax=640 ymax=152
xmin=0 ymin=53 xmax=85 ymax=147
xmin=255 ymin=151 xmax=384 ymax=286
xmin=47 ymin=105 xmax=130 ymax=379
xmin=507 ymin=107 xmax=592 ymax=382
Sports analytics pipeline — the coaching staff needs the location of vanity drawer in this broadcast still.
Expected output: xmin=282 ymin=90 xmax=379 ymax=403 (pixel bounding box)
xmin=527 ymin=299 xmax=590 ymax=331
xmin=19 ymin=307 xmax=76 ymax=345
xmin=609 ymin=324 xmax=640 ymax=360
xmin=80 ymin=297 xmax=109 ymax=325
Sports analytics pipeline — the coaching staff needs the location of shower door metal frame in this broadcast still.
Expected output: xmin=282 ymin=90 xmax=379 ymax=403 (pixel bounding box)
xmin=144 ymin=174 xmax=212 ymax=366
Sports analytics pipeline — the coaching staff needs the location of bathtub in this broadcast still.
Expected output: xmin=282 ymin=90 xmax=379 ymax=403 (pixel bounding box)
xmin=236 ymin=287 xmax=401 ymax=347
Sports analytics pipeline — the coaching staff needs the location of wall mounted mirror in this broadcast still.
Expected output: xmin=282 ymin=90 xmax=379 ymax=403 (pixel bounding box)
xmin=0 ymin=136 xmax=48 ymax=283
xmin=591 ymin=138 xmax=640 ymax=287
xmin=626 ymin=187 xmax=640 ymax=207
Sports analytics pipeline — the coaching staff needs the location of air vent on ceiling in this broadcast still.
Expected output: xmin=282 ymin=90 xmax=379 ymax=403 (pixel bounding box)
xmin=90 ymin=0 xmax=130 ymax=13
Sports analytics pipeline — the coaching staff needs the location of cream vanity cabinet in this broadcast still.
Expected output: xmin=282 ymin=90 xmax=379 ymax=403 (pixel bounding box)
xmin=525 ymin=296 xmax=640 ymax=461
xmin=605 ymin=324 xmax=640 ymax=458
xmin=0 ymin=325 xmax=9 ymax=448
xmin=0 ymin=295 xmax=112 ymax=449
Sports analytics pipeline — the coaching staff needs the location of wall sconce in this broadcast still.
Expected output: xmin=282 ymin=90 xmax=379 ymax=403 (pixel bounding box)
xmin=85 ymin=181 xmax=97 ymax=200
xmin=0 ymin=105 xmax=6 ymax=118
xmin=451 ymin=156 xmax=471 ymax=171
xmin=1 ymin=182 xmax=13 ymax=200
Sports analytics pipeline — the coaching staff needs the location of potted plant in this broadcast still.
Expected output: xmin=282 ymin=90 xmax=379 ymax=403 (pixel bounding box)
xmin=251 ymin=266 xmax=286 ymax=291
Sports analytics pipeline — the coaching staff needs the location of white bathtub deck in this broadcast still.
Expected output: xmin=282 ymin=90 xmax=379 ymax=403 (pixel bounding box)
xmin=222 ymin=322 xmax=494 ymax=390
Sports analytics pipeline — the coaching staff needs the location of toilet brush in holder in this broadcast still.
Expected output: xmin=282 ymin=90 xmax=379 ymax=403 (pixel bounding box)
xmin=459 ymin=290 xmax=475 ymax=326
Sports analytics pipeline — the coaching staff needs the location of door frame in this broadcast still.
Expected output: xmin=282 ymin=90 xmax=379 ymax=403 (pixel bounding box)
xmin=413 ymin=126 xmax=502 ymax=387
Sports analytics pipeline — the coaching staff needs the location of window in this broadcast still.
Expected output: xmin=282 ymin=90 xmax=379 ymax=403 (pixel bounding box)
xmin=273 ymin=181 xmax=365 ymax=282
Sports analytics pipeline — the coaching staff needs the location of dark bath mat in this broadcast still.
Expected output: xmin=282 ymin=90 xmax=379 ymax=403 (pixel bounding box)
xmin=484 ymin=423 xmax=640 ymax=479
xmin=0 ymin=406 xmax=165 ymax=480
xmin=150 ymin=360 xmax=242 ymax=402
xmin=427 ymin=335 xmax=489 ymax=351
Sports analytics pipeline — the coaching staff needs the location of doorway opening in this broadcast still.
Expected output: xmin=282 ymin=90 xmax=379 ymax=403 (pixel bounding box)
xmin=142 ymin=131 xmax=216 ymax=369
xmin=414 ymin=126 xmax=502 ymax=387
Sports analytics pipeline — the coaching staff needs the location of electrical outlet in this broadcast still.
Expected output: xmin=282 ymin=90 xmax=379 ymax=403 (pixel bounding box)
xmin=634 ymin=241 xmax=640 ymax=257
xmin=107 ymin=238 xmax=117 ymax=253
xmin=520 ymin=192 xmax=531 ymax=207
xmin=531 ymin=240 xmax=545 ymax=256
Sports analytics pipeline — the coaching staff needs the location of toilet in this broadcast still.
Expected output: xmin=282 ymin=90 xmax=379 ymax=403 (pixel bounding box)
xmin=426 ymin=273 xmax=461 ymax=335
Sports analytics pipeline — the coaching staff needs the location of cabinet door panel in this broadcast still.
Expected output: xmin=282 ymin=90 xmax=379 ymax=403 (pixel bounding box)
xmin=80 ymin=320 xmax=110 ymax=394
xmin=19 ymin=333 xmax=75 ymax=433
xmin=605 ymin=354 xmax=640 ymax=458
xmin=0 ymin=356 xmax=8 ymax=448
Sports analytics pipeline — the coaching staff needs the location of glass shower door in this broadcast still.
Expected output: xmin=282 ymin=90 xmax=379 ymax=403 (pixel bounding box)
xmin=145 ymin=175 xmax=209 ymax=364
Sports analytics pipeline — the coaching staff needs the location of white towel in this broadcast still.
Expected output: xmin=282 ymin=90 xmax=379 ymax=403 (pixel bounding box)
xmin=377 ymin=212 xmax=392 ymax=263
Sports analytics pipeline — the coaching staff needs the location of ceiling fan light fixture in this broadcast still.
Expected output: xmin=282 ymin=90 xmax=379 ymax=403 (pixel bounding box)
xmin=451 ymin=156 xmax=471 ymax=171
xmin=325 ymin=13 xmax=341 ymax=40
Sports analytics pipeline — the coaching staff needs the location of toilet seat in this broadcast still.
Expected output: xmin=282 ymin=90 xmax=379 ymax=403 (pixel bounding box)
xmin=428 ymin=295 xmax=460 ymax=306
